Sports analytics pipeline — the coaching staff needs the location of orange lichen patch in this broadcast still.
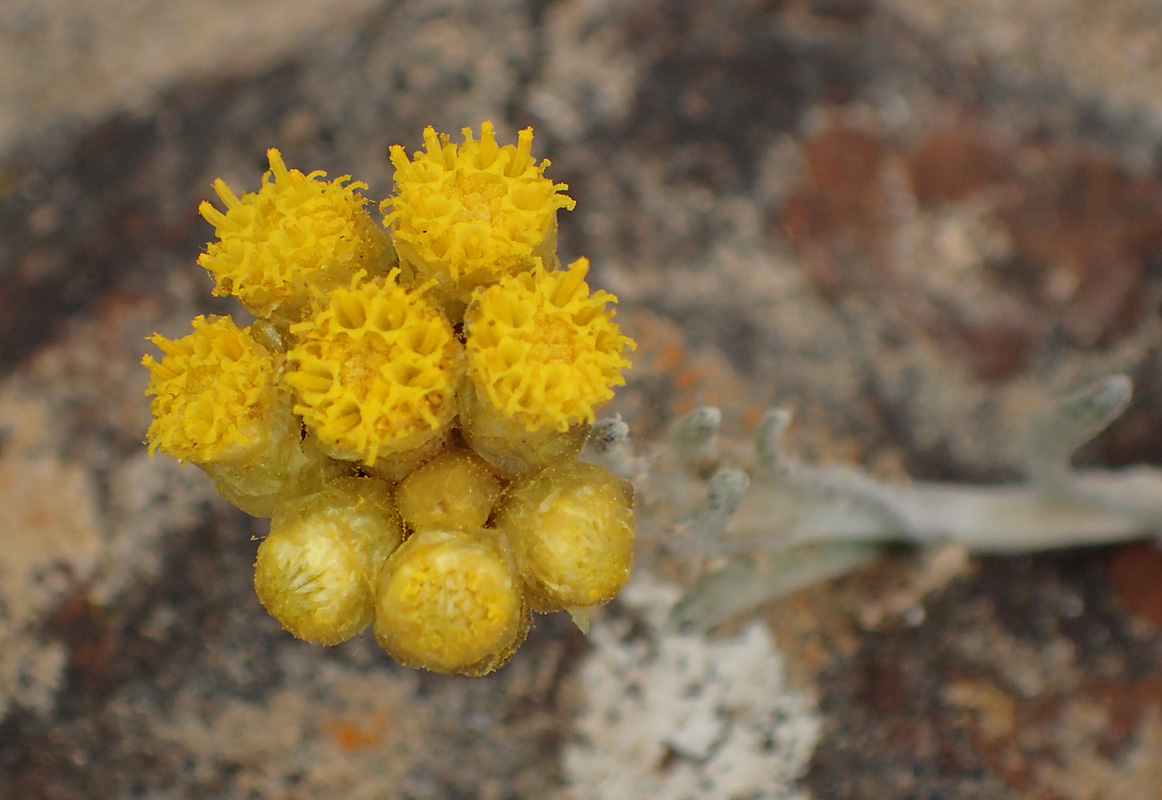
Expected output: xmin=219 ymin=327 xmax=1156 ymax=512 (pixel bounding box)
xmin=657 ymin=341 xmax=687 ymax=372
xmin=1081 ymin=679 xmax=1162 ymax=755
xmin=943 ymin=678 xmax=1018 ymax=742
xmin=673 ymin=368 xmax=700 ymax=391
xmin=45 ymin=578 xmax=116 ymax=698
xmin=616 ymin=308 xmax=758 ymax=428
xmin=675 ymin=350 xmax=753 ymax=413
xmin=936 ymin=315 xmax=1034 ymax=383
xmin=953 ymin=682 xmax=1162 ymax=797
xmin=671 ymin=397 xmax=698 ymax=417
xmin=780 ymin=124 xmax=888 ymax=296
xmin=780 ymin=118 xmax=1162 ymax=380
xmin=323 ymin=712 xmax=389 ymax=752
xmin=905 ymin=129 xmax=1013 ymax=206
xmin=742 ymin=405 xmax=766 ymax=431
xmin=1108 ymin=542 xmax=1162 ymax=629
xmin=619 ymin=308 xmax=686 ymax=376
xmin=996 ymin=152 xmax=1162 ymax=347
xmin=780 ymin=121 xmax=1036 ymax=380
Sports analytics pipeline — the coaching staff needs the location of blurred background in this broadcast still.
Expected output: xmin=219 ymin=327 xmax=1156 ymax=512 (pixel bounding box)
xmin=3 ymin=0 xmax=1162 ymax=797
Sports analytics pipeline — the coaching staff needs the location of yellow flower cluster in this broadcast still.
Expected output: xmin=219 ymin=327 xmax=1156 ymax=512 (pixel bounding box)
xmin=143 ymin=124 xmax=636 ymax=675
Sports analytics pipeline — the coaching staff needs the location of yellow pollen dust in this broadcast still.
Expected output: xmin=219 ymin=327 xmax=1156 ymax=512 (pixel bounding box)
xmin=284 ymin=271 xmax=462 ymax=465
xmin=142 ymin=315 xmax=278 ymax=464
xmin=464 ymin=258 xmax=635 ymax=433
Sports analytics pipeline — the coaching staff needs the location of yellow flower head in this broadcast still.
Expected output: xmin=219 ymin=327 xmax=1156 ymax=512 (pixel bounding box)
xmin=464 ymin=258 xmax=635 ymax=433
xmin=143 ymin=315 xmax=279 ymax=464
xmin=285 ymin=271 xmax=462 ymax=466
xmin=374 ymin=528 xmax=528 ymax=675
xmin=383 ymin=122 xmax=576 ymax=309
xmin=199 ymin=149 xmax=393 ymax=326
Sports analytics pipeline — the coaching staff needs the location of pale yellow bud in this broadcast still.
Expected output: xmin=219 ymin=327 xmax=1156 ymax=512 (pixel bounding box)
xmin=254 ymin=477 xmax=403 ymax=644
xmin=497 ymin=461 xmax=635 ymax=612
xmin=395 ymin=447 xmax=502 ymax=532
xmin=374 ymin=528 xmax=528 ymax=675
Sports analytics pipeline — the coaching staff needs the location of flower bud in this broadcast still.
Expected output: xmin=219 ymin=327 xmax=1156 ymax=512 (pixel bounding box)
xmin=395 ymin=447 xmax=502 ymax=532
xmin=254 ymin=477 xmax=403 ymax=644
xmin=497 ymin=461 xmax=635 ymax=612
xmin=374 ymin=528 xmax=528 ymax=675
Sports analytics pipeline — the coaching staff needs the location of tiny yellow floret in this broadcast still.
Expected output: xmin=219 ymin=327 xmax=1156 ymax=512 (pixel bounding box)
xmin=285 ymin=271 xmax=462 ymax=466
xmin=374 ymin=528 xmax=528 ymax=675
xmin=143 ymin=315 xmax=279 ymax=464
xmin=383 ymin=121 xmax=576 ymax=312
xmin=199 ymin=149 xmax=393 ymax=326
xmin=464 ymin=258 xmax=635 ymax=433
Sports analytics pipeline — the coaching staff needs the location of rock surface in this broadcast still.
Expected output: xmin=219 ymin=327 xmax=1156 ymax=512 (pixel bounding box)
xmin=2 ymin=1 xmax=1162 ymax=798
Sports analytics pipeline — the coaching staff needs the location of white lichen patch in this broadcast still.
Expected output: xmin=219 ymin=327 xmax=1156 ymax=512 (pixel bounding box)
xmin=90 ymin=450 xmax=219 ymax=606
xmin=0 ymin=302 xmax=220 ymax=723
xmin=0 ymin=391 xmax=102 ymax=719
xmin=561 ymin=574 xmax=820 ymax=800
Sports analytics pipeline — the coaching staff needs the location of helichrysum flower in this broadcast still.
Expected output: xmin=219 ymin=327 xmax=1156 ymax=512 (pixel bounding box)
xmin=497 ymin=461 xmax=635 ymax=612
xmin=383 ymin=121 xmax=576 ymax=314
xmin=145 ymin=125 xmax=638 ymax=675
xmin=143 ymin=315 xmax=280 ymax=465
xmin=255 ymin=477 xmax=403 ymax=645
xmin=464 ymin=257 xmax=634 ymax=433
xmin=199 ymin=149 xmax=393 ymax=327
xmin=374 ymin=528 xmax=528 ymax=675
xmin=284 ymin=271 xmax=463 ymax=469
